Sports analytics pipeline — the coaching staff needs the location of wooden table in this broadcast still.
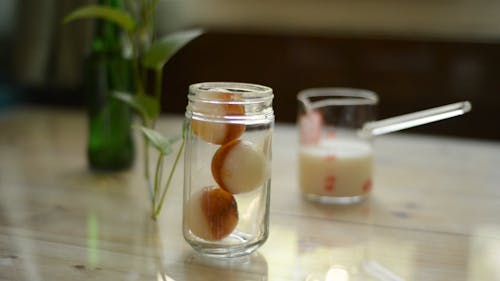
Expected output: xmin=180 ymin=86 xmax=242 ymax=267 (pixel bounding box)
xmin=1 ymin=107 xmax=499 ymax=281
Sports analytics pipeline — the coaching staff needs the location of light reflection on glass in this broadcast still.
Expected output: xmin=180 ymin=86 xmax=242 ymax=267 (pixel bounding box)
xmin=468 ymin=225 xmax=500 ymax=280
xmin=157 ymin=272 xmax=176 ymax=281
xmin=326 ymin=266 xmax=349 ymax=281
xmin=305 ymin=274 xmax=320 ymax=281
xmin=362 ymin=260 xmax=404 ymax=281
xmin=236 ymin=192 xmax=263 ymax=233
xmin=259 ymin=225 xmax=297 ymax=279
xmin=296 ymin=239 xmax=365 ymax=280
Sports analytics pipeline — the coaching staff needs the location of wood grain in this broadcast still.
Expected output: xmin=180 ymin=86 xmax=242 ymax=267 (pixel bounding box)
xmin=1 ymin=107 xmax=499 ymax=281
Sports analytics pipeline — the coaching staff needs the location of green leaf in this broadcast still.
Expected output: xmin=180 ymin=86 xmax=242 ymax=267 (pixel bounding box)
xmin=137 ymin=126 xmax=180 ymax=155
xmin=63 ymin=5 xmax=136 ymax=32
xmin=142 ymin=29 xmax=203 ymax=70
xmin=113 ymin=91 xmax=160 ymax=122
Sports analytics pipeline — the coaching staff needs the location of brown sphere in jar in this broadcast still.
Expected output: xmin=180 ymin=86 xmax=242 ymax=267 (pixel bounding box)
xmin=212 ymin=139 xmax=268 ymax=194
xmin=187 ymin=186 xmax=239 ymax=241
xmin=191 ymin=92 xmax=245 ymax=145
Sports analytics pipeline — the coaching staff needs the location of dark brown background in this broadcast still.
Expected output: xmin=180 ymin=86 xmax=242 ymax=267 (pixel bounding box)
xmin=161 ymin=31 xmax=500 ymax=140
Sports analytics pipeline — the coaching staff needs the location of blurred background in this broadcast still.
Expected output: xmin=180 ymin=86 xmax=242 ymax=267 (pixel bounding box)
xmin=1 ymin=0 xmax=499 ymax=139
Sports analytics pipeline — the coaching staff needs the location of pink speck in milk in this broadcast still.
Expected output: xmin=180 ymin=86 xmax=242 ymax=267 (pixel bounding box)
xmin=324 ymin=175 xmax=336 ymax=192
xmin=326 ymin=131 xmax=336 ymax=139
xmin=324 ymin=154 xmax=336 ymax=162
xmin=363 ymin=179 xmax=372 ymax=193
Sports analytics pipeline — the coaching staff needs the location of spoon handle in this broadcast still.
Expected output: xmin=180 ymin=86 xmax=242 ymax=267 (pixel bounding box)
xmin=359 ymin=101 xmax=471 ymax=138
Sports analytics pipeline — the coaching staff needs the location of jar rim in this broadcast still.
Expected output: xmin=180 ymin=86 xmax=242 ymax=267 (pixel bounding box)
xmin=189 ymin=82 xmax=273 ymax=104
xmin=298 ymin=87 xmax=378 ymax=109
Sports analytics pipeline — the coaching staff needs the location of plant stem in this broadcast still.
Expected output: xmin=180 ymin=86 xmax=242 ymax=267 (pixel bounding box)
xmin=152 ymin=153 xmax=164 ymax=213
xmin=153 ymin=139 xmax=185 ymax=218
xmin=142 ymin=119 xmax=153 ymax=202
xmin=127 ymin=27 xmax=152 ymax=202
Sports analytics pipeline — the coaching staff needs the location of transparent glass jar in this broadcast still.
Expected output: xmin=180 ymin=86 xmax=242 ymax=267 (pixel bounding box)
xmin=183 ymin=82 xmax=274 ymax=258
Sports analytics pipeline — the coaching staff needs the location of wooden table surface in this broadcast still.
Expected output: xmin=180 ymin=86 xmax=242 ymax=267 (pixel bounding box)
xmin=1 ymin=107 xmax=500 ymax=281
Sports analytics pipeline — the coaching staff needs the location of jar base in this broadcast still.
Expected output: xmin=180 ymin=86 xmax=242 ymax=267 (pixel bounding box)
xmin=192 ymin=244 xmax=260 ymax=259
xmin=303 ymin=193 xmax=368 ymax=205
xmin=187 ymin=232 xmax=265 ymax=258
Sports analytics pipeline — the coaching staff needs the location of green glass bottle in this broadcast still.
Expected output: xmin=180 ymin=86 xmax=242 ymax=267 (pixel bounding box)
xmin=84 ymin=0 xmax=134 ymax=171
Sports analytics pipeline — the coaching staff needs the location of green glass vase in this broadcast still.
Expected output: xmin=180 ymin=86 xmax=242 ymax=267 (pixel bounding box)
xmin=84 ymin=0 xmax=134 ymax=171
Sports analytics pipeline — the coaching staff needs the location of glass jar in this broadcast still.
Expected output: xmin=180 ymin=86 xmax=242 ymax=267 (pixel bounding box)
xmin=183 ymin=82 xmax=274 ymax=258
